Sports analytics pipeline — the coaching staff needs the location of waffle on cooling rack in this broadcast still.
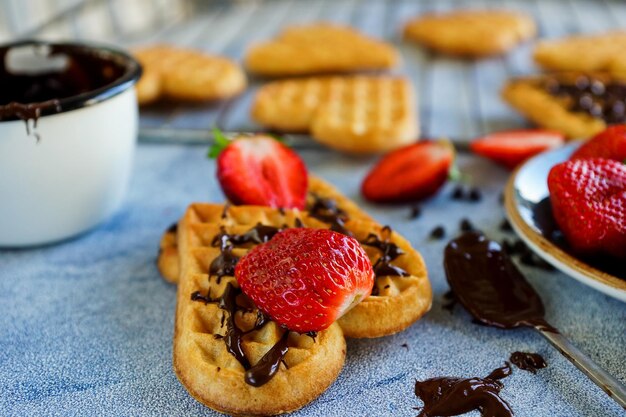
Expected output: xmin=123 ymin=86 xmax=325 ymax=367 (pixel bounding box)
xmin=133 ymin=44 xmax=246 ymax=105
xmin=244 ymin=22 xmax=398 ymax=76
xmin=251 ymin=76 xmax=418 ymax=153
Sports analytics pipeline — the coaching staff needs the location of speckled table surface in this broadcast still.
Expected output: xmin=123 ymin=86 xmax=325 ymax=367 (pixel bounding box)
xmin=1 ymin=145 xmax=625 ymax=417
xmin=2 ymin=0 xmax=626 ymax=415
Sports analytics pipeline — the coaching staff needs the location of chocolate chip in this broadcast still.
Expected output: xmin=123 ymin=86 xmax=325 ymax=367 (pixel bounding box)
xmin=451 ymin=185 xmax=465 ymax=200
xmin=575 ymin=75 xmax=590 ymax=90
xmin=500 ymin=219 xmax=513 ymax=232
xmin=579 ymin=94 xmax=594 ymax=110
xmin=409 ymin=205 xmax=422 ymax=220
xmin=591 ymin=80 xmax=605 ymax=95
xmin=430 ymin=226 xmax=446 ymax=239
xmin=590 ymin=103 xmax=604 ymax=118
xmin=460 ymin=219 xmax=474 ymax=232
xmin=469 ymin=188 xmax=482 ymax=202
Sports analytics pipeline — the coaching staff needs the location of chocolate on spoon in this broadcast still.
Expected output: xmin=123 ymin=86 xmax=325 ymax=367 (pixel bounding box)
xmin=444 ymin=232 xmax=626 ymax=409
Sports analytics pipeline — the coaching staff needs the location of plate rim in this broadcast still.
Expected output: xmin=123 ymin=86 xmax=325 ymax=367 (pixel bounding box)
xmin=504 ymin=147 xmax=626 ymax=303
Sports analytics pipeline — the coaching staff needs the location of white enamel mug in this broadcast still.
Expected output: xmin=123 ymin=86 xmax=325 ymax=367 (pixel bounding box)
xmin=0 ymin=40 xmax=141 ymax=247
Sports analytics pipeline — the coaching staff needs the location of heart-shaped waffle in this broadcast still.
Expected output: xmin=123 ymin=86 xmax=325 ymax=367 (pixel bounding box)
xmin=175 ymin=203 xmax=346 ymax=415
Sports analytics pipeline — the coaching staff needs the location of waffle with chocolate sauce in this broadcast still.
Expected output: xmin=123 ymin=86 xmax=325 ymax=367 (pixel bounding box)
xmin=174 ymin=203 xmax=431 ymax=414
xmin=160 ymin=176 xmax=432 ymax=339
xmin=502 ymin=72 xmax=626 ymax=139
xmin=251 ymin=76 xmax=418 ymax=153
xmin=175 ymin=203 xmax=346 ymax=416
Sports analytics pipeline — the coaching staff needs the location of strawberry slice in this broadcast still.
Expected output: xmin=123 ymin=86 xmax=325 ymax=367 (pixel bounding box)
xmin=214 ymin=133 xmax=308 ymax=209
xmin=235 ymin=228 xmax=374 ymax=333
xmin=570 ymin=125 xmax=626 ymax=162
xmin=548 ymin=158 xmax=626 ymax=259
xmin=471 ymin=129 xmax=565 ymax=169
xmin=361 ymin=140 xmax=455 ymax=203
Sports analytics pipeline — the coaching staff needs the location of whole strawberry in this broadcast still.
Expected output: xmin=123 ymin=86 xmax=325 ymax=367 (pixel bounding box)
xmin=212 ymin=131 xmax=308 ymax=209
xmin=548 ymin=158 xmax=626 ymax=259
xmin=570 ymin=125 xmax=626 ymax=162
xmin=235 ymin=228 xmax=374 ymax=333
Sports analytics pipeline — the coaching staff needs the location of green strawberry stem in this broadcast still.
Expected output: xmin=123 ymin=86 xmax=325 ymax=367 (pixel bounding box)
xmin=208 ymin=127 xmax=231 ymax=159
xmin=207 ymin=127 xmax=288 ymax=159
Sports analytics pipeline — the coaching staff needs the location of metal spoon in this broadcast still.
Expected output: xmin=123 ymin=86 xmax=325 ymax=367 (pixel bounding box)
xmin=444 ymin=232 xmax=626 ymax=409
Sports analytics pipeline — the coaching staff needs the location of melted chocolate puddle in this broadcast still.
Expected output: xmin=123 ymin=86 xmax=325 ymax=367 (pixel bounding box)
xmin=510 ymin=352 xmax=547 ymax=374
xmin=0 ymin=43 xmax=128 ymax=136
xmin=444 ymin=232 xmax=557 ymax=332
xmin=414 ymin=362 xmax=514 ymax=417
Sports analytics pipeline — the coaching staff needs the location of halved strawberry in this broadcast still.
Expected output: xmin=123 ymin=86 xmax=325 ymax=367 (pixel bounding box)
xmin=361 ymin=140 xmax=455 ymax=203
xmin=471 ymin=129 xmax=565 ymax=169
xmin=235 ymin=228 xmax=374 ymax=333
xmin=214 ymin=132 xmax=308 ymax=209
xmin=548 ymin=158 xmax=626 ymax=259
xmin=570 ymin=125 xmax=626 ymax=162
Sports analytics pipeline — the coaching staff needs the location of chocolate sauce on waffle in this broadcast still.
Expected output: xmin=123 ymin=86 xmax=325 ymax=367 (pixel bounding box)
xmin=228 ymin=223 xmax=281 ymax=245
xmin=543 ymin=75 xmax=626 ymax=124
xmin=209 ymin=233 xmax=239 ymax=284
xmin=414 ymin=363 xmax=514 ymax=417
xmin=510 ymin=351 xmax=547 ymax=374
xmin=362 ymin=226 xmax=409 ymax=277
xmin=245 ymin=331 xmax=290 ymax=387
xmin=444 ymin=232 xmax=557 ymax=332
xmin=307 ymin=193 xmax=351 ymax=236
xmin=192 ymin=223 xmax=304 ymax=387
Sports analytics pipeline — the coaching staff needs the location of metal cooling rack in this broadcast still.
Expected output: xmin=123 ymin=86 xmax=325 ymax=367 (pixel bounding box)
xmin=3 ymin=0 xmax=626 ymax=146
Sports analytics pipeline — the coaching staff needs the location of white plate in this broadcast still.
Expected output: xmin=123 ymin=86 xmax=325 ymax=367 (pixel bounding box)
xmin=504 ymin=143 xmax=626 ymax=303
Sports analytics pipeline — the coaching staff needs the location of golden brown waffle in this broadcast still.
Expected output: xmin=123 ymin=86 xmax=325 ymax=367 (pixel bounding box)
xmin=175 ymin=203 xmax=346 ymax=415
xmin=251 ymin=76 xmax=418 ymax=153
xmin=133 ymin=44 xmax=246 ymax=105
xmin=157 ymin=175 xmax=374 ymax=284
xmin=403 ymin=10 xmax=536 ymax=58
xmin=533 ymin=31 xmax=626 ymax=74
xmin=244 ymin=22 xmax=398 ymax=76
xmin=501 ymin=73 xmax=621 ymax=139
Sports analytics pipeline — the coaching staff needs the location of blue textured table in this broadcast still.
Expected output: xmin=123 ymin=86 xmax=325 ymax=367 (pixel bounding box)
xmin=2 ymin=0 xmax=626 ymax=415
xmin=1 ymin=146 xmax=625 ymax=416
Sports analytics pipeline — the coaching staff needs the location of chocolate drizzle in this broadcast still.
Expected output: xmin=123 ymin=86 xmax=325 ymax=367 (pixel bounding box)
xmin=362 ymin=226 xmax=409 ymax=276
xmin=245 ymin=331 xmax=290 ymax=387
xmin=510 ymin=351 xmax=547 ymax=374
xmin=191 ymin=223 xmax=308 ymax=387
xmin=543 ymin=74 xmax=626 ymax=124
xmin=444 ymin=232 xmax=557 ymax=333
xmin=307 ymin=193 xmax=352 ymax=236
xmin=209 ymin=233 xmax=239 ymax=284
xmin=414 ymin=363 xmax=514 ymax=417
xmin=227 ymin=223 xmax=281 ymax=245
